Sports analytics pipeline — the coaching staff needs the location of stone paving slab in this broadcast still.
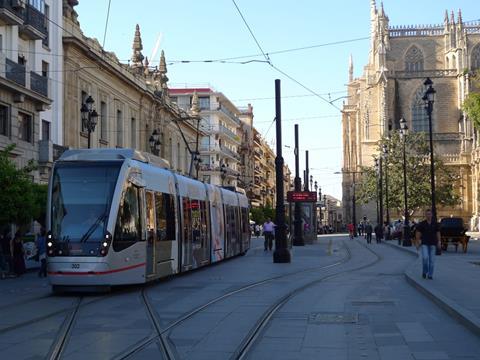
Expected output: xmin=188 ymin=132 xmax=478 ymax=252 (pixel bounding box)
xmin=385 ymin=239 xmax=480 ymax=337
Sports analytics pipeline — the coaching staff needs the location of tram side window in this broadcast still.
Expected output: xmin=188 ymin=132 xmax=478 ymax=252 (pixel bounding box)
xmin=155 ymin=193 xmax=176 ymax=241
xmin=183 ymin=197 xmax=192 ymax=243
xmin=114 ymin=184 xmax=142 ymax=251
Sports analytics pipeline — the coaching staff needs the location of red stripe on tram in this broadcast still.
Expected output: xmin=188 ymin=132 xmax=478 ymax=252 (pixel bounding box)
xmin=48 ymin=262 xmax=146 ymax=276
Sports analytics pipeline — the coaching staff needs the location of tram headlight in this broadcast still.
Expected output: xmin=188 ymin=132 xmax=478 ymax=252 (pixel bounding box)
xmin=47 ymin=241 xmax=53 ymax=248
xmin=99 ymin=232 xmax=112 ymax=257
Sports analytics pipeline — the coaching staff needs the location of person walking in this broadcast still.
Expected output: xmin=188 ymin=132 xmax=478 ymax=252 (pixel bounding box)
xmin=255 ymin=224 xmax=261 ymax=238
xmin=12 ymin=232 xmax=26 ymax=276
xmin=415 ymin=209 xmax=441 ymax=280
xmin=347 ymin=223 xmax=354 ymax=240
xmin=374 ymin=223 xmax=383 ymax=243
xmin=365 ymin=222 xmax=373 ymax=244
xmin=263 ymin=218 xmax=275 ymax=251
xmin=36 ymin=228 xmax=47 ymax=278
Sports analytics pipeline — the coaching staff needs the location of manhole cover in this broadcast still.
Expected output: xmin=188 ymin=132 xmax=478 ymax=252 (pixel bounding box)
xmin=309 ymin=312 xmax=358 ymax=324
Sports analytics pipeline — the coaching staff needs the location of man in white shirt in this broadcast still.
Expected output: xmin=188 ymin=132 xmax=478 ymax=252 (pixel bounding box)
xmin=263 ymin=218 xmax=275 ymax=251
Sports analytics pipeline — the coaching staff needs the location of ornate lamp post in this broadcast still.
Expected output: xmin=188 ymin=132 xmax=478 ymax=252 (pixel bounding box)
xmin=422 ymin=78 xmax=437 ymax=223
xmin=399 ymin=117 xmax=411 ymax=246
xmin=382 ymin=143 xmax=390 ymax=239
xmin=80 ymin=95 xmax=98 ymax=149
xmin=148 ymin=129 xmax=161 ymax=156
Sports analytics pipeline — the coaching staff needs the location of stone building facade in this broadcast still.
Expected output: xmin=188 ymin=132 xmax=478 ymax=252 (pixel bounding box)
xmin=342 ymin=1 xmax=480 ymax=227
xmin=0 ymin=0 xmax=62 ymax=183
xmin=62 ymin=3 xmax=203 ymax=175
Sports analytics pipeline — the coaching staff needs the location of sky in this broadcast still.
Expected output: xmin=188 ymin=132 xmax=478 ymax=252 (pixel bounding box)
xmin=75 ymin=0 xmax=479 ymax=200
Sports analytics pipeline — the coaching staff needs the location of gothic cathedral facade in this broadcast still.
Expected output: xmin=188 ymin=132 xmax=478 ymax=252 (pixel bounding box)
xmin=342 ymin=1 xmax=480 ymax=228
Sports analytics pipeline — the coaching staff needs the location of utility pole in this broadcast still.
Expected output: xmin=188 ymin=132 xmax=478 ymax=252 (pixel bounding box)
xmin=305 ymin=151 xmax=309 ymax=191
xmin=273 ymin=79 xmax=291 ymax=263
xmin=293 ymin=124 xmax=304 ymax=246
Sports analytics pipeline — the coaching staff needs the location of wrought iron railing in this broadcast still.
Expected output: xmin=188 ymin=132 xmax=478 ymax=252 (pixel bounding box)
xmin=5 ymin=58 xmax=26 ymax=86
xmin=23 ymin=4 xmax=48 ymax=38
xmin=30 ymin=71 xmax=48 ymax=97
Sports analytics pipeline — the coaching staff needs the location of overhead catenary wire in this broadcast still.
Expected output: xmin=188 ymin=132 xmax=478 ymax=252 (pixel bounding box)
xmin=102 ymin=0 xmax=112 ymax=48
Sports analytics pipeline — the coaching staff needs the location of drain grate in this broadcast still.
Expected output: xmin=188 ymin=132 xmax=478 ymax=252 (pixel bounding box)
xmin=308 ymin=312 xmax=358 ymax=324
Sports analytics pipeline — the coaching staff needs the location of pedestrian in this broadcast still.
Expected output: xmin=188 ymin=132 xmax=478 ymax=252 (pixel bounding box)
xmin=365 ymin=222 xmax=373 ymax=244
xmin=374 ymin=223 xmax=383 ymax=243
xmin=263 ymin=218 xmax=275 ymax=251
xmin=347 ymin=223 xmax=354 ymax=239
xmin=255 ymin=224 xmax=261 ymax=238
xmin=0 ymin=232 xmax=7 ymax=279
xmin=36 ymin=228 xmax=47 ymax=278
xmin=1 ymin=230 xmax=13 ymax=277
xmin=11 ymin=231 xmax=26 ymax=276
xmin=415 ymin=209 xmax=441 ymax=280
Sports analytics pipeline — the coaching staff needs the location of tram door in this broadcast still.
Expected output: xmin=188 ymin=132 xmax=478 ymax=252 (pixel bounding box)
xmin=145 ymin=191 xmax=156 ymax=277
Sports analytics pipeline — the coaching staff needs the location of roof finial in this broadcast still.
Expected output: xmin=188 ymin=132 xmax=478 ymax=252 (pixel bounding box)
xmin=450 ymin=10 xmax=455 ymax=25
xmin=444 ymin=9 xmax=449 ymax=25
xmin=458 ymin=9 xmax=463 ymax=24
xmin=159 ymin=50 xmax=167 ymax=75
xmin=380 ymin=2 xmax=385 ymax=16
xmin=131 ymin=24 xmax=144 ymax=69
xmin=349 ymin=54 xmax=354 ymax=82
xmin=190 ymin=91 xmax=200 ymax=117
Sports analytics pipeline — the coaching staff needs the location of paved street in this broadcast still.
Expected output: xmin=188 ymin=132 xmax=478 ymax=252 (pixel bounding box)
xmin=0 ymin=235 xmax=479 ymax=359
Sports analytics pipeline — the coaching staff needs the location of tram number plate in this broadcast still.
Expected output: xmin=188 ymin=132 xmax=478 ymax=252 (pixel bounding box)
xmin=71 ymin=263 xmax=80 ymax=269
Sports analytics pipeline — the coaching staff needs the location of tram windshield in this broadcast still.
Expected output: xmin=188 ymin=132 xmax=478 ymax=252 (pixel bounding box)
xmin=51 ymin=162 xmax=121 ymax=243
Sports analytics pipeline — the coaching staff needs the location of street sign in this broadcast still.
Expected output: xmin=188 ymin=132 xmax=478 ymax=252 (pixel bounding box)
xmin=287 ymin=191 xmax=317 ymax=202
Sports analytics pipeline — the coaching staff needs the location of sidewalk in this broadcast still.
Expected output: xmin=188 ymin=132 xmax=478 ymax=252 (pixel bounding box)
xmin=385 ymin=238 xmax=480 ymax=336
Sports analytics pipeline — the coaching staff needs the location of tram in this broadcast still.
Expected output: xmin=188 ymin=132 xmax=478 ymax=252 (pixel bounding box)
xmin=46 ymin=149 xmax=250 ymax=291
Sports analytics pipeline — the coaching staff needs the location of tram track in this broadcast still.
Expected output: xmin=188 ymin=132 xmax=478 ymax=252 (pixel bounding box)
xmin=46 ymin=297 xmax=83 ymax=360
xmin=114 ymin=239 xmax=353 ymax=359
xmin=234 ymin=239 xmax=383 ymax=360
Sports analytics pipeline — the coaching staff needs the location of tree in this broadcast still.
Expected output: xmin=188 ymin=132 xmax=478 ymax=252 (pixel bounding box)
xmin=0 ymin=144 xmax=41 ymax=229
xmin=356 ymin=133 xmax=461 ymax=217
xmin=463 ymin=71 xmax=480 ymax=129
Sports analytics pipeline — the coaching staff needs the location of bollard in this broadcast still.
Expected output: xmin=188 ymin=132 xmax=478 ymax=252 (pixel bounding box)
xmin=327 ymin=239 xmax=333 ymax=255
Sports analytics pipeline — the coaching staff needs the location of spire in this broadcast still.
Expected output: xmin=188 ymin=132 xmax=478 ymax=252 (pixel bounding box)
xmin=144 ymin=56 xmax=150 ymax=76
xmin=458 ymin=9 xmax=463 ymax=25
xmin=131 ymin=24 xmax=144 ymax=69
xmin=380 ymin=2 xmax=385 ymax=17
xmin=159 ymin=50 xmax=167 ymax=75
xmin=190 ymin=91 xmax=200 ymax=117
xmin=444 ymin=9 xmax=449 ymax=25
xmin=450 ymin=10 xmax=455 ymax=25
xmin=349 ymin=54 xmax=354 ymax=82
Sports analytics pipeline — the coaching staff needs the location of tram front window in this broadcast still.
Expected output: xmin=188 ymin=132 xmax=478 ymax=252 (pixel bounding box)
xmin=51 ymin=162 xmax=121 ymax=248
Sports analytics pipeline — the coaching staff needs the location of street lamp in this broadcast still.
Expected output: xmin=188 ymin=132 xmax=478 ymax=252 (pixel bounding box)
xmin=382 ymin=143 xmax=390 ymax=239
xmin=310 ymin=175 xmax=313 ymax=192
xmin=374 ymin=157 xmax=383 ymax=232
xmin=80 ymin=95 xmax=98 ymax=149
xmin=148 ymin=129 xmax=161 ymax=156
xmin=399 ymin=117 xmax=411 ymax=246
xmin=422 ymin=77 xmax=437 ymax=223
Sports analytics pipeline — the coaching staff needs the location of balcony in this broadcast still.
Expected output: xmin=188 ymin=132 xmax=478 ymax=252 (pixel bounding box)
xmin=30 ymin=71 xmax=48 ymax=97
xmin=213 ymin=124 xmax=241 ymax=144
xmin=220 ymin=144 xmax=240 ymax=161
xmin=218 ymin=105 xmax=240 ymax=125
xmin=19 ymin=4 xmax=47 ymax=40
xmin=6 ymin=58 xmax=26 ymax=87
xmin=0 ymin=0 xmax=24 ymax=25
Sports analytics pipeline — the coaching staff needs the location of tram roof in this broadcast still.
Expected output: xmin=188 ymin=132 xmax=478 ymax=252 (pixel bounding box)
xmin=58 ymin=148 xmax=170 ymax=169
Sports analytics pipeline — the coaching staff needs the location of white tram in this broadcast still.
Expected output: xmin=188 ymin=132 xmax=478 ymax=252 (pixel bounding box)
xmin=46 ymin=149 xmax=250 ymax=291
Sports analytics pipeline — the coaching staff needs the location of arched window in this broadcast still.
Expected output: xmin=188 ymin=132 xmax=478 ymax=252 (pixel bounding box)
xmin=364 ymin=110 xmax=370 ymax=140
xmin=405 ymin=45 xmax=424 ymax=72
xmin=472 ymin=45 xmax=480 ymax=69
xmin=411 ymin=87 xmax=429 ymax=132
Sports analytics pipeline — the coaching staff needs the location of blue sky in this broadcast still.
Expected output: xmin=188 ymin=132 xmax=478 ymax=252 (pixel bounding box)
xmin=76 ymin=0 xmax=479 ymax=200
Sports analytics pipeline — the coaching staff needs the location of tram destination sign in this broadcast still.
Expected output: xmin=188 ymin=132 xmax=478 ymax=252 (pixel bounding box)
xmin=287 ymin=191 xmax=317 ymax=202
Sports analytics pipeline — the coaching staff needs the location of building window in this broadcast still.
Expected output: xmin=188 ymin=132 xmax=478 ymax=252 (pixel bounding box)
xmin=29 ymin=0 xmax=45 ymax=13
xmin=18 ymin=112 xmax=33 ymax=143
xmin=41 ymin=61 xmax=49 ymax=77
xmin=131 ymin=117 xmax=136 ymax=148
xmin=116 ymin=109 xmax=123 ymax=147
xmin=170 ymin=96 xmax=177 ymax=104
xmin=405 ymin=45 xmax=424 ymax=72
xmin=0 ymin=105 xmax=9 ymax=137
xmin=472 ymin=45 xmax=480 ymax=69
xmin=411 ymin=87 xmax=429 ymax=132
xmin=81 ymin=91 xmax=87 ymax=132
xmin=42 ymin=3 xmax=49 ymax=47
xmin=199 ymin=96 xmax=210 ymax=110
xmin=100 ymin=101 xmax=107 ymax=140
xmin=42 ymin=119 xmax=50 ymax=141
xmin=364 ymin=110 xmax=370 ymax=140
xmin=0 ymin=35 xmax=3 ymax=52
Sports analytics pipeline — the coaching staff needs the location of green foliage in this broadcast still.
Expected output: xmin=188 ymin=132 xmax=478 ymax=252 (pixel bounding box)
xmin=356 ymin=133 xmax=461 ymax=216
xmin=0 ymin=144 xmax=42 ymax=228
xmin=463 ymin=93 xmax=480 ymax=130
xmin=250 ymin=205 xmax=276 ymax=224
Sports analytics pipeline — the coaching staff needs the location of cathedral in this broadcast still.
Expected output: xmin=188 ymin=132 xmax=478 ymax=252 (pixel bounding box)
xmin=342 ymin=1 xmax=480 ymax=228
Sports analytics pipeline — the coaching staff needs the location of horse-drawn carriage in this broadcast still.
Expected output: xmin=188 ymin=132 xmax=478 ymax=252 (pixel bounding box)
xmin=439 ymin=217 xmax=469 ymax=253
